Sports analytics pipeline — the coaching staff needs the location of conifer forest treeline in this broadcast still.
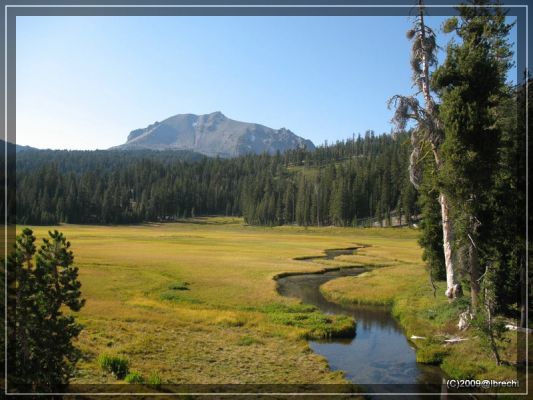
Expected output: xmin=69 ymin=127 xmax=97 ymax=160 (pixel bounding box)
xmin=15 ymin=131 xmax=418 ymax=227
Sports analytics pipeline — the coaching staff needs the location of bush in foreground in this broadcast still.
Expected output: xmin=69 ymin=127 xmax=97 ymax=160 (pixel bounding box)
xmin=7 ymin=228 xmax=85 ymax=391
xmin=97 ymin=353 xmax=130 ymax=379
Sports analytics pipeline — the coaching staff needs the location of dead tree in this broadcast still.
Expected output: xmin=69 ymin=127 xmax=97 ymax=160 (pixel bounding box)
xmin=388 ymin=0 xmax=461 ymax=299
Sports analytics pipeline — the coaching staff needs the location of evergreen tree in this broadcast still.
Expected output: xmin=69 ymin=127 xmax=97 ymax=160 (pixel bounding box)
xmin=7 ymin=229 xmax=85 ymax=391
xmin=16 ymin=132 xmax=416 ymax=228
xmin=433 ymin=1 xmax=514 ymax=310
xmin=418 ymin=147 xmax=446 ymax=282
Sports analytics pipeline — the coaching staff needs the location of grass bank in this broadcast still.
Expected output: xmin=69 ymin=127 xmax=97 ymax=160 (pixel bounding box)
xmin=320 ymin=246 xmax=524 ymax=382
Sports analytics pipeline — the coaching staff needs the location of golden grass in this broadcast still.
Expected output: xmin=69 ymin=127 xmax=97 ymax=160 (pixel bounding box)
xmin=22 ymin=220 xmax=404 ymax=385
xmin=19 ymin=221 xmax=522 ymax=385
xmin=321 ymin=263 xmax=422 ymax=305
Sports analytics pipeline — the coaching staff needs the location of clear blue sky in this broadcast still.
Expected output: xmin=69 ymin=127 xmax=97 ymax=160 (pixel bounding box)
xmin=16 ymin=15 xmax=517 ymax=150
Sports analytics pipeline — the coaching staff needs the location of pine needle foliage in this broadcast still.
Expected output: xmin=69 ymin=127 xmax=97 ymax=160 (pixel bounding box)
xmin=7 ymin=229 xmax=85 ymax=392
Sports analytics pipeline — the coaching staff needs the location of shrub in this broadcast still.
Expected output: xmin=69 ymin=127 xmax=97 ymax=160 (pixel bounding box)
xmin=168 ymin=281 xmax=190 ymax=291
xmin=7 ymin=229 xmax=85 ymax=391
xmin=97 ymin=353 xmax=130 ymax=379
xmin=124 ymin=371 xmax=144 ymax=384
xmin=147 ymin=372 xmax=162 ymax=387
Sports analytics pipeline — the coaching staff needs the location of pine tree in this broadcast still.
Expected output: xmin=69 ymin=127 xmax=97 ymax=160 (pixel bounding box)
xmin=433 ymin=1 xmax=514 ymax=310
xmin=417 ymin=147 xmax=446 ymax=283
xmin=7 ymin=229 xmax=85 ymax=391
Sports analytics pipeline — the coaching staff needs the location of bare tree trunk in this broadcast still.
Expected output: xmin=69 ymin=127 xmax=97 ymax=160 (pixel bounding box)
xmin=439 ymin=192 xmax=461 ymax=298
xmin=429 ymin=267 xmax=437 ymax=298
xmin=419 ymin=3 xmax=461 ymax=299
xmin=485 ymin=284 xmax=502 ymax=365
xmin=469 ymin=241 xmax=480 ymax=309
xmin=419 ymin=3 xmax=437 ymax=117
xmin=488 ymin=324 xmax=502 ymax=366
xmin=315 ymin=184 xmax=320 ymax=227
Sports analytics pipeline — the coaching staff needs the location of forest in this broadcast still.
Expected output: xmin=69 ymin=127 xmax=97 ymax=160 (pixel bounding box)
xmin=15 ymin=130 xmax=418 ymax=228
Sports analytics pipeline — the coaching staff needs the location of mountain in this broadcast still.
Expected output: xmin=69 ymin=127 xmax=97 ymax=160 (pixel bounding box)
xmin=15 ymin=143 xmax=38 ymax=153
xmin=1 ymin=140 xmax=38 ymax=153
xmin=110 ymin=112 xmax=315 ymax=157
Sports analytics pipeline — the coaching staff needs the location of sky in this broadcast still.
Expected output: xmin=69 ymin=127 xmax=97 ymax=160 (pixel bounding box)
xmin=16 ymin=15 xmax=517 ymax=150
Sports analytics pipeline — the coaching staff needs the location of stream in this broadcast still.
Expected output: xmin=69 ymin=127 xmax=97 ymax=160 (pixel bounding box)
xmin=276 ymin=247 xmax=466 ymax=398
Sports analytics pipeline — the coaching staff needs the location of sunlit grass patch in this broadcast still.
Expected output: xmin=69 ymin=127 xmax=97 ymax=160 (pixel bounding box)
xmin=159 ymin=290 xmax=202 ymax=304
xmin=320 ymin=264 xmax=422 ymax=306
xmin=147 ymin=371 xmax=162 ymax=387
xmin=262 ymin=302 xmax=355 ymax=339
xmin=97 ymin=353 xmax=130 ymax=379
xmin=214 ymin=314 xmax=247 ymax=327
xmin=124 ymin=371 xmax=144 ymax=384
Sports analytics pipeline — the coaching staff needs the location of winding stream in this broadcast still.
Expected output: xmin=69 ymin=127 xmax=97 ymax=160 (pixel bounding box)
xmin=276 ymin=247 xmax=458 ymax=397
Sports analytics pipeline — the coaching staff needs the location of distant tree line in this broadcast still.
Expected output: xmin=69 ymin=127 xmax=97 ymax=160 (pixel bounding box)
xmin=15 ymin=131 xmax=418 ymax=227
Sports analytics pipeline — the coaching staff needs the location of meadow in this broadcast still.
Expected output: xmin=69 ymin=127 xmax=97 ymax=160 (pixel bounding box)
xmin=21 ymin=218 xmax=523 ymax=386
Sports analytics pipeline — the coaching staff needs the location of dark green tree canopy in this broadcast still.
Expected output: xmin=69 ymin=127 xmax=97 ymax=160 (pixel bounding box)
xmin=7 ymin=229 xmax=85 ymax=392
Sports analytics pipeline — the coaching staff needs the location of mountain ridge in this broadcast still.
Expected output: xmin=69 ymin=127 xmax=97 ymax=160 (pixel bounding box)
xmin=111 ymin=112 xmax=315 ymax=157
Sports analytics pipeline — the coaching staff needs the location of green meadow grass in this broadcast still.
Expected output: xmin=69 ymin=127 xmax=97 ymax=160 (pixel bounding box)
xmin=20 ymin=218 xmax=522 ymax=385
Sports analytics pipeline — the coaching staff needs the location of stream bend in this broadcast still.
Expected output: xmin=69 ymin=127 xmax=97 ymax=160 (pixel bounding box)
xmin=275 ymin=246 xmax=451 ymax=397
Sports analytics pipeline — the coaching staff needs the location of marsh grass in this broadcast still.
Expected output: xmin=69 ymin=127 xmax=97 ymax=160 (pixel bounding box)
xmin=421 ymin=296 xmax=471 ymax=325
xmin=25 ymin=221 xmax=374 ymax=383
xmin=97 ymin=353 xmax=129 ymax=379
xmin=260 ymin=303 xmax=317 ymax=314
xmin=124 ymin=371 xmax=144 ymax=384
xmin=265 ymin=305 xmax=354 ymax=339
xmin=147 ymin=372 xmax=162 ymax=387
